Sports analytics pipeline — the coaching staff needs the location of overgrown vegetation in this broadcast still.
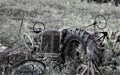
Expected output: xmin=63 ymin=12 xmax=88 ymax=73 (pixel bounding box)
xmin=0 ymin=0 xmax=120 ymax=75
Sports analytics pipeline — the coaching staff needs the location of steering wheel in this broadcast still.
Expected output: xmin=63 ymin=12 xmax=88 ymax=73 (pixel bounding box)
xmin=33 ymin=22 xmax=45 ymax=33
xmin=94 ymin=15 xmax=107 ymax=29
xmin=82 ymin=15 xmax=107 ymax=31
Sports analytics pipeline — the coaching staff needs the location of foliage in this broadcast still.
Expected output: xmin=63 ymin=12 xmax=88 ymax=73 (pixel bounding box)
xmin=0 ymin=0 xmax=120 ymax=75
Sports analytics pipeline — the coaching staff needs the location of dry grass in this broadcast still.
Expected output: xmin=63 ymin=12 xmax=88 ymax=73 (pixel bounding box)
xmin=0 ymin=0 xmax=120 ymax=75
xmin=0 ymin=0 xmax=120 ymax=54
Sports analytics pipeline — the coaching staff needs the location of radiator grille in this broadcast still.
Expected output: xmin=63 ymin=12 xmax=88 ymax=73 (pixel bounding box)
xmin=41 ymin=30 xmax=60 ymax=53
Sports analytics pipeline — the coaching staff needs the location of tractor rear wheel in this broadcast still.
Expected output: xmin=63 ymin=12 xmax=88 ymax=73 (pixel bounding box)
xmin=61 ymin=29 xmax=102 ymax=75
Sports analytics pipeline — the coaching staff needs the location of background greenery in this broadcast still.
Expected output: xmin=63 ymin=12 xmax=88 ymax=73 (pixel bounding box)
xmin=0 ymin=0 xmax=120 ymax=75
xmin=0 ymin=0 xmax=120 ymax=46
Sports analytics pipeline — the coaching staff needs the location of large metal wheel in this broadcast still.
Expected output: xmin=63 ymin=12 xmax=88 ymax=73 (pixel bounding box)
xmin=11 ymin=60 xmax=46 ymax=75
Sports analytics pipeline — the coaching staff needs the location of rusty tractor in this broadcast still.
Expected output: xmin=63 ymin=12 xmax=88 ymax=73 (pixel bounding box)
xmin=0 ymin=15 xmax=119 ymax=75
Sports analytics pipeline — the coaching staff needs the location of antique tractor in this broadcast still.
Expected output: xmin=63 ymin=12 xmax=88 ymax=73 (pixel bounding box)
xmin=0 ymin=15 xmax=119 ymax=75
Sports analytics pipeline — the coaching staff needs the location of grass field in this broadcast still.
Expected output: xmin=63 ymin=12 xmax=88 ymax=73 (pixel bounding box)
xmin=0 ymin=0 xmax=120 ymax=75
xmin=0 ymin=0 xmax=120 ymax=47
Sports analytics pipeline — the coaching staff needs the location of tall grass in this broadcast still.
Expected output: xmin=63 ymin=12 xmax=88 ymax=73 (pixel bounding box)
xmin=0 ymin=0 xmax=120 ymax=75
xmin=0 ymin=0 xmax=119 ymax=49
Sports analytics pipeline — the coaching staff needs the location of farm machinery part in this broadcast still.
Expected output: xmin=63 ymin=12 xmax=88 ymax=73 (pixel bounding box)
xmin=0 ymin=15 xmax=119 ymax=75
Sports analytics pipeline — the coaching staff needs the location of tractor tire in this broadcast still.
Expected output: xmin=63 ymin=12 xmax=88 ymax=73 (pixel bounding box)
xmin=61 ymin=29 xmax=102 ymax=66
xmin=11 ymin=60 xmax=46 ymax=75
